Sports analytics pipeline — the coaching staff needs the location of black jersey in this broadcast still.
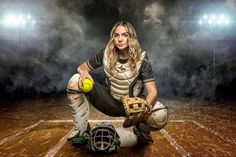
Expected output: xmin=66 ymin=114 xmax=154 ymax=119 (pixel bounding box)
xmin=86 ymin=50 xmax=155 ymax=83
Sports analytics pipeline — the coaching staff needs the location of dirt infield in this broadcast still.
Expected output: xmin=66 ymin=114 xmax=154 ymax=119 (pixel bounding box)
xmin=0 ymin=97 xmax=235 ymax=156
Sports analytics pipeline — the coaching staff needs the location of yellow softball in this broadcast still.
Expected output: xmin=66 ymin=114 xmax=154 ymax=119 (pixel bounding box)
xmin=80 ymin=78 xmax=93 ymax=92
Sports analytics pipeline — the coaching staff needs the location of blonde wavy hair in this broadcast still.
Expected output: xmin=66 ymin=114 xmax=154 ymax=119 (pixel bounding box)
xmin=105 ymin=21 xmax=142 ymax=74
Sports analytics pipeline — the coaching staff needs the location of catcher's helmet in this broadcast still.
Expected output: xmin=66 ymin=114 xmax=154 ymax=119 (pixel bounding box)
xmin=89 ymin=122 xmax=120 ymax=153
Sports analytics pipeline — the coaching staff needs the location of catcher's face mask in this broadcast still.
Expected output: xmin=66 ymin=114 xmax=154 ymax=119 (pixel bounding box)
xmin=89 ymin=122 xmax=120 ymax=153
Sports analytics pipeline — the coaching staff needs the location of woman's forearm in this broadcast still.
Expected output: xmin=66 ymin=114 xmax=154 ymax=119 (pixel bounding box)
xmin=146 ymin=91 xmax=157 ymax=106
xmin=77 ymin=62 xmax=91 ymax=74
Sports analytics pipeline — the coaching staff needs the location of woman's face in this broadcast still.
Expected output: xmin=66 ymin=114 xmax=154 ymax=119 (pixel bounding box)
xmin=113 ymin=25 xmax=129 ymax=51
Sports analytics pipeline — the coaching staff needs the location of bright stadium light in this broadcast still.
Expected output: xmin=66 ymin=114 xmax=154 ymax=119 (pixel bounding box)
xmin=198 ymin=12 xmax=233 ymax=88
xmin=210 ymin=14 xmax=216 ymax=20
xmin=208 ymin=19 xmax=212 ymax=25
xmin=27 ymin=14 xmax=31 ymax=20
xmin=198 ymin=13 xmax=231 ymax=27
xmin=203 ymin=15 xmax=208 ymax=20
xmin=18 ymin=14 xmax=23 ymax=20
xmin=219 ymin=14 xmax=225 ymax=20
xmin=32 ymin=20 xmax=36 ymax=25
xmin=2 ymin=14 xmax=19 ymax=27
xmin=198 ymin=20 xmax=203 ymax=25
xmin=0 ymin=12 xmax=37 ymax=49
xmin=1 ymin=12 xmax=36 ymax=28
xmin=224 ymin=19 xmax=229 ymax=25
xmin=217 ymin=19 xmax=222 ymax=25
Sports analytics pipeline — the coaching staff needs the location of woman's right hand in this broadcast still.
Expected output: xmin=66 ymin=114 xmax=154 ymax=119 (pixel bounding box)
xmin=78 ymin=70 xmax=94 ymax=89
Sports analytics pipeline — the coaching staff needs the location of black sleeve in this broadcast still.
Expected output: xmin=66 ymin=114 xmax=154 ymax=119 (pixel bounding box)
xmin=86 ymin=49 xmax=104 ymax=70
xmin=140 ymin=54 xmax=156 ymax=83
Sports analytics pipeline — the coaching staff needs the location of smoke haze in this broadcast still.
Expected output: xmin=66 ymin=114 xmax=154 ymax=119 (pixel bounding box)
xmin=0 ymin=0 xmax=235 ymax=99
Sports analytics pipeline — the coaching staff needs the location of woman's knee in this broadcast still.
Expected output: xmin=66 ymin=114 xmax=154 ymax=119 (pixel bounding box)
xmin=146 ymin=101 xmax=169 ymax=130
xmin=67 ymin=73 xmax=81 ymax=91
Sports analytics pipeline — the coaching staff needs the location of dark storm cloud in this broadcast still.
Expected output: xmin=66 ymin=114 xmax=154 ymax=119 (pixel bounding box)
xmin=0 ymin=0 xmax=235 ymax=99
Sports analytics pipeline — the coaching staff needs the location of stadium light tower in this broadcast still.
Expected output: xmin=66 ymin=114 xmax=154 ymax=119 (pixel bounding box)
xmin=198 ymin=12 xmax=231 ymax=87
xmin=1 ymin=13 xmax=36 ymax=28
xmin=1 ymin=12 xmax=36 ymax=46
xmin=198 ymin=13 xmax=230 ymax=26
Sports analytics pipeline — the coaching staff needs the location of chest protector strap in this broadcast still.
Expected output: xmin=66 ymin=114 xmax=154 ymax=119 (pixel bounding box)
xmin=103 ymin=50 xmax=146 ymax=100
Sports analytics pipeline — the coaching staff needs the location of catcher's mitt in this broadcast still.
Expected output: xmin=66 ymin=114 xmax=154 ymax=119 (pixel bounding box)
xmin=121 ymin=96 xmax=152 ymax=128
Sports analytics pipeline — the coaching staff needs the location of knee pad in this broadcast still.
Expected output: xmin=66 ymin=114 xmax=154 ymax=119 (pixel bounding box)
xmin=146 ymin=101 xmax=169 ymax=130
xmin=67 ymin=73 xmax=81 ymax=92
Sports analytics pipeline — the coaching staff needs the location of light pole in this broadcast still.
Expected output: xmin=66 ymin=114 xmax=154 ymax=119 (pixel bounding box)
xmin=1 ymin=12 xmax=36 ymax=48
xmin=18 ymin=15 xmax=21 ymax=47
xmin=198 ymin=13 xmax=231 ymax=87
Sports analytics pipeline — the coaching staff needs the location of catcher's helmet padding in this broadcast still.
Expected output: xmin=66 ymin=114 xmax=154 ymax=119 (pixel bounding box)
xmin=89 ymin=122 xmax=120 ymax=153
